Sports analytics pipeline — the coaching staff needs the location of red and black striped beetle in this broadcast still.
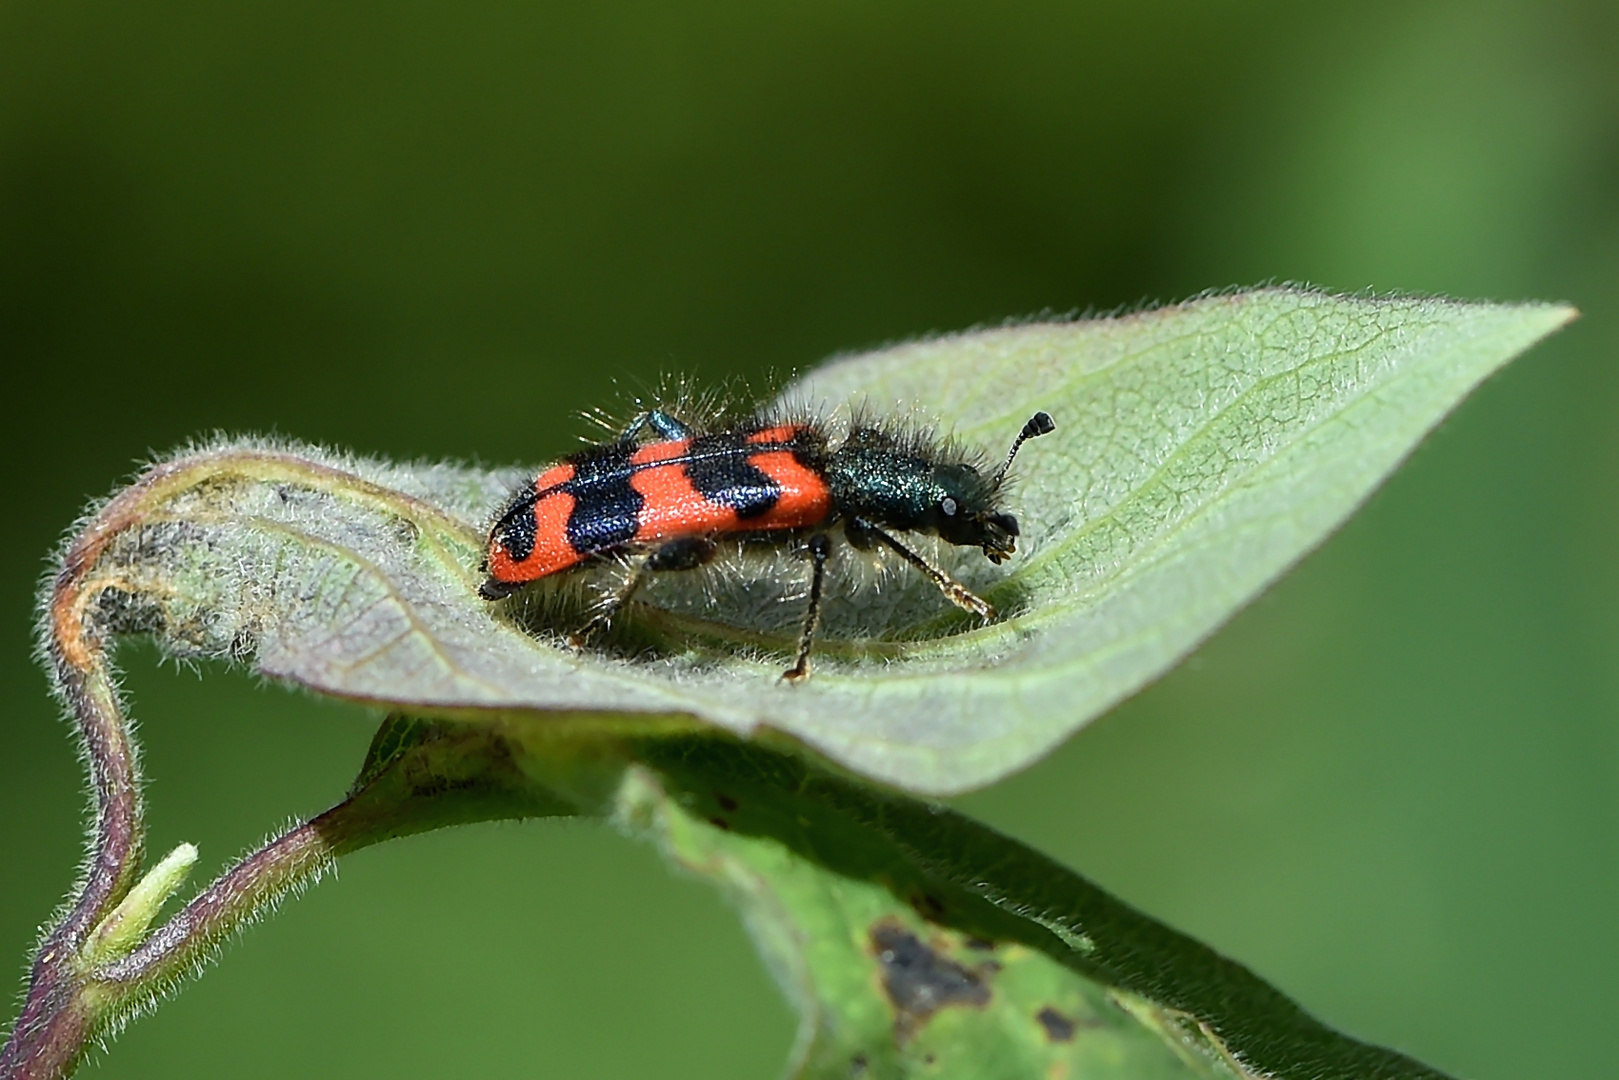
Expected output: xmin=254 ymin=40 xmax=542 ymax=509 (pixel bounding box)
xmin=480 ymin=405 xmax=1055 ymax=680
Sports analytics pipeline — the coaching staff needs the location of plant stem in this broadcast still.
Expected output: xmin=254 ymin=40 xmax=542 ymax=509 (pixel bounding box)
xmin=1 ymin=459 xmax=562 ymax=1080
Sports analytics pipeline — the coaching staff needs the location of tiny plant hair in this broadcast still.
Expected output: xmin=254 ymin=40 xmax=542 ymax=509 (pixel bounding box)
xmin=481 ymin=401 xmax=1055 ymax=680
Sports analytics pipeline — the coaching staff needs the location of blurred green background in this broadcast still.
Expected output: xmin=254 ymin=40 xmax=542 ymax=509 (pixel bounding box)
xmin=2 ymin=2 xmax=1614 ymax=1077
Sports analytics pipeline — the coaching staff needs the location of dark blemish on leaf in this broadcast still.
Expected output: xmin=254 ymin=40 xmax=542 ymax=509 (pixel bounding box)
xmin=849 ymin=1054 xmax=868 ymax=1077
xmin=922 ymin=1052 xmax=936 ymax=1066
xmin=907 ymin=891 xmax=947 ymax=922
xmin=870 ymin=920 xmax=990 ymax=1042
xmin=965 ymin=936 xmax=996 ymax=952
xmin=93 ymin=586 xmax=163 ymax=636
xmin=708 ymin=816 xmax=732 ymax=831
xmin=715 ymin=792 xmax=739 ymax=812
xmin=1037 ymin=1006 xmax=1077 ymax=1043
xmin=409 ymin=773 xmax=483 ymax=799
xmin=392 ymin=517 xmax=421 ymax=546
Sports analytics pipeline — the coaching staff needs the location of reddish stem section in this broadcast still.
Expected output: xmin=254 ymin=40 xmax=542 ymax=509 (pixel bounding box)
xmin=3 ymin=448 xmax=548 ymax=1080
xmin=1 ymin=451 xmax=391 ymax=1080
xmin=2 ymin=537 xmax=150 ymax=1078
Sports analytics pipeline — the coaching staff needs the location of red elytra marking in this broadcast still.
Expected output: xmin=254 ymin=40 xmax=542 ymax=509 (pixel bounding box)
xmin=627 ymin=433 xmax=833 ymax=541
xmin=627 ymin=438 xmax=741 ymax=544
xmin=743 ymin=426 xmax=831 ymax=529
xmin=631 ymin=461 xmax=742 ymax=540
xmin=488 ymin=488 xmax=586 ymax=582
xmin=747 ymin=451 xmax=832 ymax=529
xmin=747 ymin=424 xmax=804 ymax=445
xmin=533 ymin=462 xmax=575 ymax=494
xmin=491 ymin=428 xmax=833 ymax=585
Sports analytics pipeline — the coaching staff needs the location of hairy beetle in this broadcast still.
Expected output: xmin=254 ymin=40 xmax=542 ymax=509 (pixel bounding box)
xmin=482 ymin=405 xmax=1054 ymax=680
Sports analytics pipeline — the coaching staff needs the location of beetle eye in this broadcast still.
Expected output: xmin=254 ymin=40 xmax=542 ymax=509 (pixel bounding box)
xmin=940 ymin=496 xmax=959 ymax=517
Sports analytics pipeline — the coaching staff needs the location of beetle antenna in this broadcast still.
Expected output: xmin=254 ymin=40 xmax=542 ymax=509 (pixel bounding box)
xmin=992 ymin=412 xmax=1055 ymax=487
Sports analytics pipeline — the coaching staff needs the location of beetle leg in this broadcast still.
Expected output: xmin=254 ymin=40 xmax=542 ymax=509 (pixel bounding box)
xmin=782 ymin=532 xmax=833 ymax=683
xmin=620 ymin=409 xmax=694 ymax=443
xmin=644 ymin=535 xmax=719 ymax=572
xmin=849 ymin=517 xmax=996 ymax=621
xmin=479 ymin=576 xmax=523 ymax=601
xmin=569 ymin=552 xmax=652 ymax=647
xmin=570 ymin=537 xmax=719 ymax=647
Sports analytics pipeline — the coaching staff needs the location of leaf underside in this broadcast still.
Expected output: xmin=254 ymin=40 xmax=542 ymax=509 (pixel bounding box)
xmin=482 ymin=717 xmax=1460 ymax=1080
xmin=346 ymin=714 xmax=1461 ymax=1079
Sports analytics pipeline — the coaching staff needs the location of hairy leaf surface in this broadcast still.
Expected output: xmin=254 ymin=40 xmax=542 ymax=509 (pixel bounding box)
xmin=89 ymin=289 xmax=1572 ymax=792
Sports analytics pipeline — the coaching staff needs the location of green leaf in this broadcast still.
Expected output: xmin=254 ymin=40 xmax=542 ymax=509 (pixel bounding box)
xmin=511 ymin=725 xmax=1455 ymax=1080
xmin=87 ymin=288 xmax=1571 ymax=794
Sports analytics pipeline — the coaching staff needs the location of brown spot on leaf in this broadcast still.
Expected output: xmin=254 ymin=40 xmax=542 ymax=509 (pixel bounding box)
xmin=715 ymin=792 xmax=739 ymax=812
xmin=1037 ymin=1006 xmax=1077 ymax=1043
xmin=870 ymin=920 xmax=990 ymax=1042
xmin=707 ymin=816 xmax=732 ymax=831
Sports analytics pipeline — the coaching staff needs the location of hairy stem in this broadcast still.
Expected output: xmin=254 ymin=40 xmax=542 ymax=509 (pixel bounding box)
xmin=1 ymin=456 xmax=563 ymax=1080
xmin=0 ymin=509 xmax=157 ymax=1080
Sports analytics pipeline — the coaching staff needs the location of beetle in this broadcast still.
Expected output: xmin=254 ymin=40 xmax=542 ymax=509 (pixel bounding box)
xmin=481 ymin=404 xmax=1054 ymax=680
